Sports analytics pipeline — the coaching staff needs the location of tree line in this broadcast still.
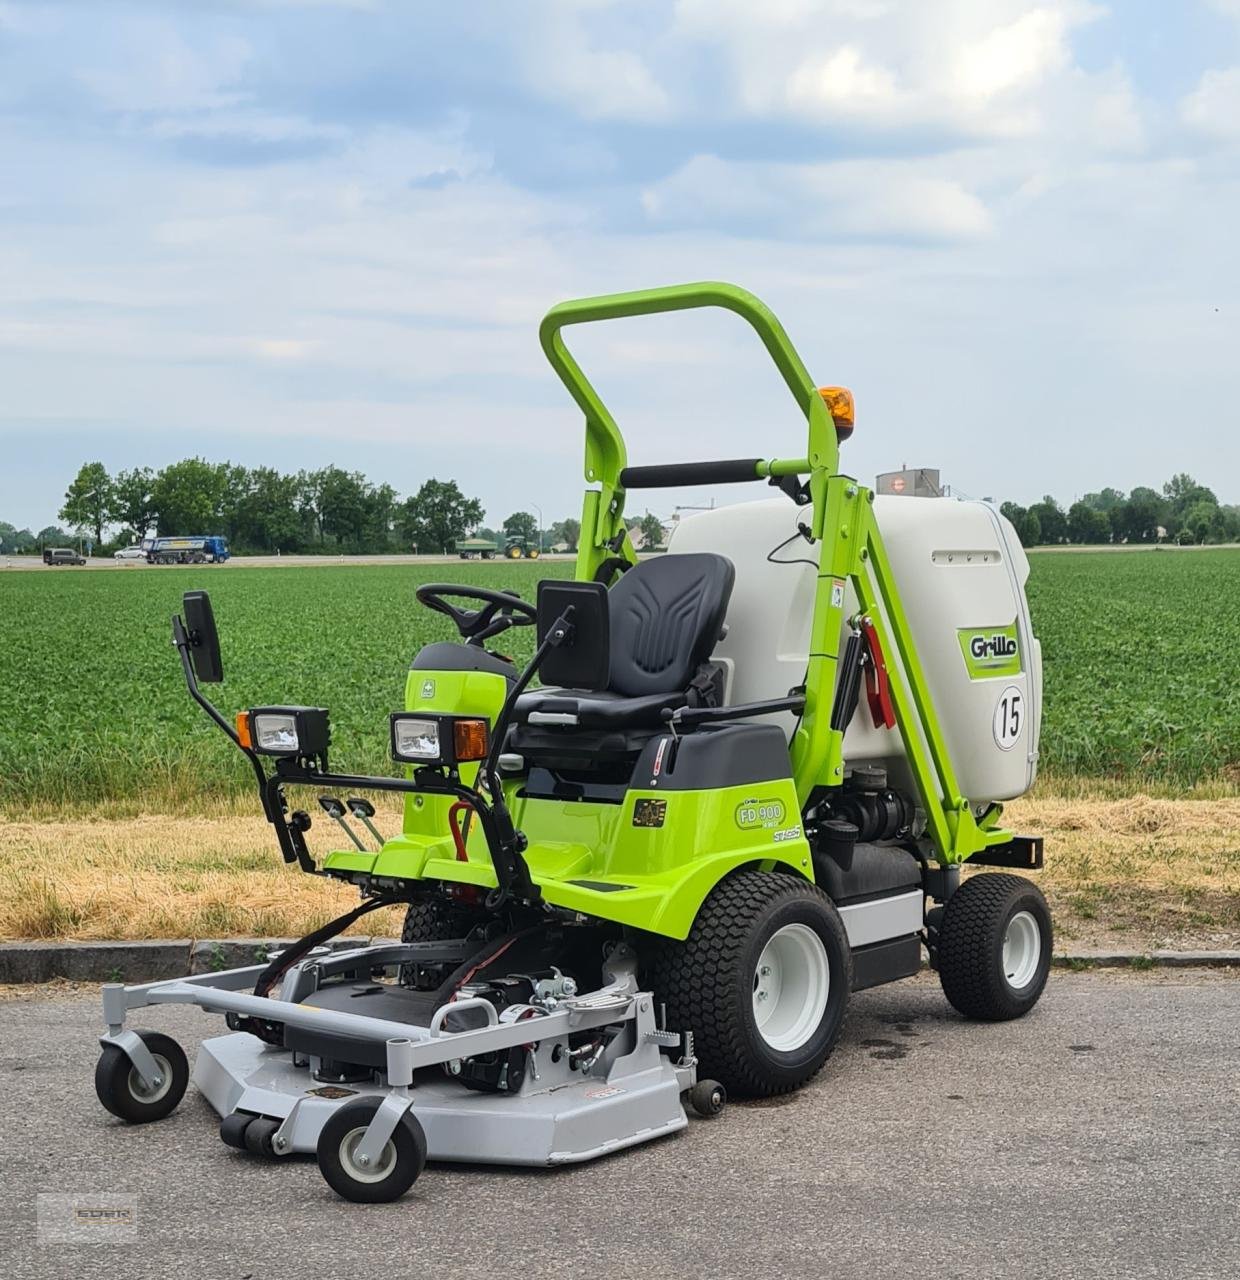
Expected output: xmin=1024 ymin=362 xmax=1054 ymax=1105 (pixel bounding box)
xmin=0 ymin=459 xmax=583 ymax=556
xmin=1000 ymin=473 xmax=1239 ymax=547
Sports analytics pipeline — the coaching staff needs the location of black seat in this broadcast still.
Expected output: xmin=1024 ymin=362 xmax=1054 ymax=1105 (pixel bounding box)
xmin=513 ymin=552 xmax=734 ymax=733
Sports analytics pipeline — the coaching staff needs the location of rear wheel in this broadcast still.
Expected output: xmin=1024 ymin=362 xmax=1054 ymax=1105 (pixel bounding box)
xmin=937 ymin=873 xmax=1052 ymax=1020
xmin=648 ymin=871 xmax=851 ymax=1097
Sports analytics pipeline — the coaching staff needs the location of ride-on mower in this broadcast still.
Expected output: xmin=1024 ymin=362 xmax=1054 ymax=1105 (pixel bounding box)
xmin=93 ymin=283 xmax=1051 ymax=1203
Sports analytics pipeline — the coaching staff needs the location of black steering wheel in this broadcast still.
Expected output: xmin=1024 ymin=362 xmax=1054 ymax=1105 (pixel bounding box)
xmin=416 ymin=584 xmax=537 ymax=646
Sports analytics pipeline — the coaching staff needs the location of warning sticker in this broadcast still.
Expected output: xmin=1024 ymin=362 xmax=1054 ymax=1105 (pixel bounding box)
xmin=306 ymin=1085 xmax=358 ymax=1100
xmin=830 ymin=579 xmax=845 ymax=609
xmin=584 ymin=1085 xmax=626 ymax=1100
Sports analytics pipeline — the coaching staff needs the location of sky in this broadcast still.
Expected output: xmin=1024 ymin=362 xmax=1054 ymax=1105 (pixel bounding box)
xmin=2 ymin=0 xmax=1239 ymax=534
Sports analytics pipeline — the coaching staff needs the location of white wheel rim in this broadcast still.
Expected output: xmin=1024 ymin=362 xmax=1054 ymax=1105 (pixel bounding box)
xmin=338 ymin=1126 xmax=397 ymax=1185
xmin=1003 ymin=911 xmax=1042 ymax=990
xmin=752 ymin=923 xmax=830 ymax=1052
xmin=128 ymin=1053 xmax=172 ymax=1104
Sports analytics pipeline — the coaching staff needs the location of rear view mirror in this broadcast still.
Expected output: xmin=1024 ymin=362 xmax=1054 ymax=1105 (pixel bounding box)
xmin=182 ymin=591 xmax=223 ymax=683
xmin=537 ymin=581 xmax=609 ymax=691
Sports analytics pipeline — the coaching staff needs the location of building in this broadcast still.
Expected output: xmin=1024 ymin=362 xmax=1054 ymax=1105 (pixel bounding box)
xmin=876 ymin=467 xmax=943 ymax=498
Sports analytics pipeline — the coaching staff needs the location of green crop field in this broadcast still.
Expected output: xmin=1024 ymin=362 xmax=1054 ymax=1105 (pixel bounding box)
xmin=2 ymin=548 xmax=1238 ymax=812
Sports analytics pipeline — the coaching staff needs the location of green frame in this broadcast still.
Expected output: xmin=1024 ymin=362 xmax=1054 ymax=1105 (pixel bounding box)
xmin=540 ymin=281 xmax=1013 ymax=864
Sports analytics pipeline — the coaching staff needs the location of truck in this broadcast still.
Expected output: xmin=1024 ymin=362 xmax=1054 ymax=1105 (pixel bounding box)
xmin=145 ymin=535 xmax=230 ymax=565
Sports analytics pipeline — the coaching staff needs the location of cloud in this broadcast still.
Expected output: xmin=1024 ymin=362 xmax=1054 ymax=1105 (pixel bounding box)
xmin=674 ymin=0 xmax=1107 ymax=141
xmin=1181 ymin=66 xmax=1240 ymax=138
xmin=642 ymin=154 xmax=993 ymax=243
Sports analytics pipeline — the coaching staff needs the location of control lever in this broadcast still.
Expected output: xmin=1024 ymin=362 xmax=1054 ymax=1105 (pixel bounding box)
xmin=346 ymin=796 xmax=385 ymax=847
xmin=317 ymin=796 xmax=366 ymax=851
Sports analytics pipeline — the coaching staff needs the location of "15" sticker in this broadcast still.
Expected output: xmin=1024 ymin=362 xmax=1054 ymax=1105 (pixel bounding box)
xmin=992 ymin=686 xmax=1023 ymax=751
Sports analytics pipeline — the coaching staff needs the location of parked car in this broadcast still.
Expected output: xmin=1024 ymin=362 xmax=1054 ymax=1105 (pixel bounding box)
xmin=43 ymin=547 xmax=86 ymax=566
xmin=114 ymin=546 xmax=147 ymax=561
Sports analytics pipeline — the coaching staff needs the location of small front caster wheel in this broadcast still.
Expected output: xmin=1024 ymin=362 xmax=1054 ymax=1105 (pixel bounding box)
xmin=316 ymin=1098 xmax=428 ymax=1203
xmin=95 ymin=1031 xmax=188 ymax=1124
xmin=689 ymin=1079 xmax=727 ymax=1118
xmin=243 ymin=1116 xmax=281 ymax=1158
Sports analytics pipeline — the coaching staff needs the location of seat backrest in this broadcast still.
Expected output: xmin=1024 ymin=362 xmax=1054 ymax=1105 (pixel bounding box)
xmin=607 ymin=552 xmax=734 ymax=697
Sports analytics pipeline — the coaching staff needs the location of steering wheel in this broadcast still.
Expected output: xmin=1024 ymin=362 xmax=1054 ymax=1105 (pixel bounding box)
xmin=416 ymin=584 xmax=537 ymax=646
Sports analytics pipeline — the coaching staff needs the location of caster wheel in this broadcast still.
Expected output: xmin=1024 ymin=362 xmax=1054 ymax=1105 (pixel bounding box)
xmin=316 ymin=1098 xmax=427 ymax=1203
xmin=689 ymin=1079 xmax=727 ymax=1118
xmin=220 ymin=1112 xmax=254 ymax=1150
xmin=95 ymin=1030 xmax=188 ymax=1124
xmin=243 ymin=1116 xmax=281 ymax=1158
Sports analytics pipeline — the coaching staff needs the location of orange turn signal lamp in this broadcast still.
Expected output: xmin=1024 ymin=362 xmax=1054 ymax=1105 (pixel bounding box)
xmin=818 ymin=386 xmax=855 ymax=441
xmin=390 ymin=713 xmax=490 ymax=767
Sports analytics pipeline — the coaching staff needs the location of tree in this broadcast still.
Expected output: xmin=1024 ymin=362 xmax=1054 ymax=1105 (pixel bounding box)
xmin=37 ymin=524 xmax=73 ymax=548
xmin=316 ymin=467 xmax=370 ymax=549
xmin=1067 ymin=501 xmax=1110 ymax=545
xmin=1180 ymin=499 xmax=1224 ymax=544
xmin=1028 ymin=495 xmax=1066 ymax=545
xmin=550 ymin=517 xmax=580 ymax=551
xmin=638 ymin=512 xmax=665 ymax=549
xmin=0 ymin=522 xmax=35 ymax=553
xmin=60 ymin=461 xmax=113 ymax=548
xmin=1000 ymin=502 xmax=1040 ymax=548
xmin=150 ymin=458 xmax=228 ymax=534
xmin=396 ymin=478 xmax=484 ymax=553
xmin=502 ymin=511 xmax=538 ymax=544
xmin=108 ymin=467 xmax=156 ymax=540
xmin=1113 ymin=487 xmax=1164 ymax=543
xmin=1082 ymin=487 xmax=1125 ymax=514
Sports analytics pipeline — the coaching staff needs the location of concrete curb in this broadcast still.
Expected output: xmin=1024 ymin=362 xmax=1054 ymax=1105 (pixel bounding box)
xmin=0 ymin=937 xmax=381 ymax=985
xmin=0 ymin=939 xmax=1238 ymax=985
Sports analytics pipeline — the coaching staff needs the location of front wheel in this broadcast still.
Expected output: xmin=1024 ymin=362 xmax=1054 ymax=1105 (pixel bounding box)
xmin=95 ymin=1031 xmax=188 ymax=1123
xmin=317 ymin=1099 xmax=427 ymax=1203
xmin=937 ymin=873 xmax=1052 ymax=1021
xmin=648 ymin=871 xmax=851 ymax=1097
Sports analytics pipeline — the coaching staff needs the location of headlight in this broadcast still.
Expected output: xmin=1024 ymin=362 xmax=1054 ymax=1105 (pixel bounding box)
xmin=391 ymin=716 xmax=441 ymax=762
xmin=390 ymin=714 xmax=489 ymax=766
xmin=237 ymin=706 xmax=331 ymax=758
xmin=254 ymin=713 xmax=299 ymax=753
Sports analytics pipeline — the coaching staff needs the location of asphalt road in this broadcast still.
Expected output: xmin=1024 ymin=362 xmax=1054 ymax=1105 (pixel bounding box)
xmin=2 ymin=971 xmax=1237 ymax=1280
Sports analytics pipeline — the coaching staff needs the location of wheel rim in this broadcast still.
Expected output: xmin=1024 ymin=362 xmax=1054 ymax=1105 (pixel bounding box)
xmin=338 ymin=1126 xmax=397 ymax=1184
xmin=1002 ymin=910 xmax=1042 ymax=990
xmin=752 ymin=923 xmax=830 ymax=1052
xmin=127 ymin=1053 xmax=172 ymax=1104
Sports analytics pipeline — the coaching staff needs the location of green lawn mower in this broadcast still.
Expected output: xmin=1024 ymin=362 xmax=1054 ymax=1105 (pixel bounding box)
xmin=93 ymin=282 xmax=1051 ymax=1203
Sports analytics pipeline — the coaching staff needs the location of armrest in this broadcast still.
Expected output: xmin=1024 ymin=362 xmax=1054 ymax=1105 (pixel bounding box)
xmin=662 ymin=694 xmax=806 ymax=731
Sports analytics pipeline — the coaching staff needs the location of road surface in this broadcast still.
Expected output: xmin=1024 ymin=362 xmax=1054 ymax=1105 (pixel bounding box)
xmin=1 ymin=971 xmax=1236 ymax=1279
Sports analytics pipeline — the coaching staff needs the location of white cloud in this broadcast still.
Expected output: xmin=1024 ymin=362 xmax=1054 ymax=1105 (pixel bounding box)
xmin=642 ymin=154 xmax=993 ymax=243
xmin=673 ymin=0 xmax=1108 ymax=142
xmin=78 ymin=23 xmax=252 ymax=114
xmin=1182 ymin=66 xmax=1240 ymax=139
xmin=516 ymin=5 xmax=672 ymax=121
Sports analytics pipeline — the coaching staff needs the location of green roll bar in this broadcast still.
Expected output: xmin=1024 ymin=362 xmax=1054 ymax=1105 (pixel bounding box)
xmin=538 ymin=281 xmax=1012 ymax=864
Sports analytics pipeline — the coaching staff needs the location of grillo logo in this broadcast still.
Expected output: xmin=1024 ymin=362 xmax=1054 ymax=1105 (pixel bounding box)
xmin=970 ymin=633 xmax=1018 ymax=661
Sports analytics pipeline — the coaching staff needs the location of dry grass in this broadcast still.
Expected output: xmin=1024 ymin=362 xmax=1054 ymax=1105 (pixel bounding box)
xmin=0 ymin=793 xmax=1237 ymax=949
xmin=0 ymin=809 xmax=408 ymax=942
xmin=1005 ymin=794 xmax=1240 ymax=949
